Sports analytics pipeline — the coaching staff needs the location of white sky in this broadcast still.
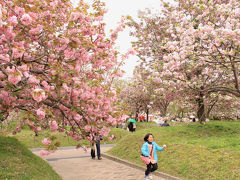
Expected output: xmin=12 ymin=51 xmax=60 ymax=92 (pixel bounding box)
xmin=72 ymin=0 xmax=163 ymax=78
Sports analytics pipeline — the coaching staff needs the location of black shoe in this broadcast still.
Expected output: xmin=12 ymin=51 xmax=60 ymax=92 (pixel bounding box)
xmin=98 ymin=157 xmax=102 ymax=160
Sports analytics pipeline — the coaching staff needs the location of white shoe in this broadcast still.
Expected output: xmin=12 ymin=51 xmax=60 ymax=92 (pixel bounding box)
xmin=144 ymin=175 xmax=149 ymax=180
xmin=148 ymin=174 xmax=153 ymax=179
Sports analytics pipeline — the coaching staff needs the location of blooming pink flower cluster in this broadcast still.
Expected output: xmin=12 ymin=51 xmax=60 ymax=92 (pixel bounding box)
xmin=36 ymin=108 xmax=46 ymax=119
xmin=40 ymin=150 xmax=51 ymax=156
xmin=49 ymin=121 xmax=58 ymax=132
xmin=109 ymin=135 xmax=115 ymax=141
xmin=84 ymin=125 xmax=91 ymax=132
xmin=40 ymin=149 xmax=56 ymax=156
xmin=31 ymin=89 xmax=47 ymax=102
xmin=99 ymin=126 xmax=110 ymax=137
xmin=21 ymin=14 xmax=32 ymax=26
xmin=42 ymin=138 xmax=51 ymax=146
xmin=6 ymin=67 xmax=22 ymax=85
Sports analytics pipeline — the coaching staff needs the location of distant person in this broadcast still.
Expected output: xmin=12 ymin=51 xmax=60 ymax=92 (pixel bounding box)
xmin=121 ymin=122 xmax=127 ymax=130
xmin=141 ymin=133 xmax=166 ymax=180
xmin=171 ymin=118 xmax=176 ymax=122
xmin=91 ymin=136 xmax=102 ymax=160
xmin=133 ymin=122 xmax=136 ymax=132
xmin=161 ymin=120 xmax=170 ymax=127
xmin=128 ymin=122 xmax=134 ymax=132
xmin=192 ymin=118 xmax=196 ymax=122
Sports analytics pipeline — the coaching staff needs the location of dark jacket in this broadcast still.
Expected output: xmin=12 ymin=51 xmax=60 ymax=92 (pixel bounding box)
xmin=128 ymin=122 xmax=134 ymax=132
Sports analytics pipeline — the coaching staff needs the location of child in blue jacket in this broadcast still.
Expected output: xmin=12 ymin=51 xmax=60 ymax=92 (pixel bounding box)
xmin=141 ymin=133 xmax=166 ymax=180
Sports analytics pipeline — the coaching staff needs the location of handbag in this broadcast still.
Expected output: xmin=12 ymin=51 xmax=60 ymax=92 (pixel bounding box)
xmin=140 ymin=145 xmax=155 ymax=165
xmin=140 ymin=155 xmax=150 ymax=165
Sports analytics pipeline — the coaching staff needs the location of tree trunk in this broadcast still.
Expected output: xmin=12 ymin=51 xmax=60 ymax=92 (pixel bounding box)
xmin=197 ymin=91 xmax=206 ymax=123
xmin=160 ymin=109 xmax=166 ymax=117
xmin=206 ymin=98 xmax=218 ymax=119
xmin=146 ymin=108 xmax=149 ymax=122
xmin=135 ymin=108 xmax=139 ymax=121
xmin=159 ymin=101 xmax=169 ymax=117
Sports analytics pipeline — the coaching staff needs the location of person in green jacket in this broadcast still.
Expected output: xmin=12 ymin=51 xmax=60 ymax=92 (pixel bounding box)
xmin=141 ymin=133 xmax=166 ymax=180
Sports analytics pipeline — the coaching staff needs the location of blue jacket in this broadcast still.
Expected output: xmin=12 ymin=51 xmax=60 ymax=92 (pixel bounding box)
xmin=141 ymin=141 xmax=165 ymax=162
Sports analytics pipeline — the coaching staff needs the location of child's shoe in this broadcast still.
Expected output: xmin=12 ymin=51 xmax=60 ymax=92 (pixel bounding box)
xmin=144 ymin=175 xmax=149 ymax=180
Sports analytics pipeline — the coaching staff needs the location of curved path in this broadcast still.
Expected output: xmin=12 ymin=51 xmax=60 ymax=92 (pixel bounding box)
xmin=31 ymin=145 xmax=164 ymax=180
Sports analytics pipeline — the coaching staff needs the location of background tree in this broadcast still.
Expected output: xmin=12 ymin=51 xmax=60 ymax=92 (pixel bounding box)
xmin=126 ymin=0 xmax=240 ymax=123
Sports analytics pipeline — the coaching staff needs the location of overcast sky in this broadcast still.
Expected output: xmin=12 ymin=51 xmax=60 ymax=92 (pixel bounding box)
xmin=72 ymin=0 xmax=163 ymax=78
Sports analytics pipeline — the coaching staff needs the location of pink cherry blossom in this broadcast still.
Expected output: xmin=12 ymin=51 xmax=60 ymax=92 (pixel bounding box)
xmin=84 ymin=125 xmax=91 ymax=132
xmin=16 ymin=127 xmax=22 ymax=133
xmin=109 ymin=135 xmax=115 ymax=141
xmin=0 ymin=5 xmax=2 ymax=20
xmin=28 ymin=75 xmax=40 ymax=84
xmin=8 ymin=74 xmax=22 ymax=85
xmin=36 ymin=127 xmax=41 ymax=132
xmin=21 ymin=14 xmax=32 ymax=26
xmin=24 ymin=119 xmax=30 ymax=124
xmin=99 ymin=126 xmax=110 ymax=137
xmin=40 ymin=149 xmax=51 ymax=156
xmin=42 ymin=138 xmax=52 ymax=146
xmin=58 ymin=128 xmax=64 ymax=132
xmin=0 ymin=54 xmax=10 ymax=62
xmin=29 ymin=122 xmax=34 ymax=127
xmin=31 ymin=88 xmax=46 ymax=102
xmin=29 ymin=25 xmax=43 ymax=35
xmin=49 ymin=121 xmax=58 ymax=132
xmin=36 ymin=108 xmax=46 ymax=119
xmin=14 ymin=7 xmax=25 ymax=16
xmin=9 ymin=16 xmax=18 ymax=26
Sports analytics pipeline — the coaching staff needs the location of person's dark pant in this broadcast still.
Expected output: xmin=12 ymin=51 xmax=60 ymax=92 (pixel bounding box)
xmin=145 ymin=163 xmax=158 ymax=176
xmin=91 ymin=140 xmax=101 ymax=158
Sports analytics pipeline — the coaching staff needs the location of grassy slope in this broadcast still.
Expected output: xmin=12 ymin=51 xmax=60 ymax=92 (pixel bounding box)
xmin=8 ymin=127 xmax=130 ymax=148
xmin=107 ymin=121 xmax=240 ymax=180
xmin=0 ymin=136 xmax=61 ymax=180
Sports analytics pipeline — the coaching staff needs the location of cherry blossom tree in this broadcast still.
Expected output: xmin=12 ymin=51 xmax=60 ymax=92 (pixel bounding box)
xmin=127 ymin=0 xmax=240 ymax=123
xmin=164 ymin=0 xmax=240 ymax=97
xmin=209 ymin=94 xmax=240 ymax=120
xmin=159 ymin=0 xmax=240 ymax=121
xmin=132 ymin=67 xmax=154 ymax=121
xmin=120 ymin=79 xmax=150 ymax=121
xmin=0 ymin=0 xmax=127 ymax=154
xmin=119 ymin=64 xmax=176 ymax=121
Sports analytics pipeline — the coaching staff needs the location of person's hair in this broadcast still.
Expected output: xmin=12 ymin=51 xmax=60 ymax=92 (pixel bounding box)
xmin=144 ymin=133 xmax=153 ymax=142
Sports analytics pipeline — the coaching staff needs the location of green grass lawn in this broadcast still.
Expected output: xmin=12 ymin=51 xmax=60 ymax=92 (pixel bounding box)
xmin=135 ymin=121 xmax=158 ymax=130
xmin=8 ymin=127 xmax=130 ymax=148
xmin=4 ymin=120 xmax=240 ymax=179
xmin=0 ymin=136 xmax=61 ymax=180
xmin=107 ymin=121 xmax=240 ymax=180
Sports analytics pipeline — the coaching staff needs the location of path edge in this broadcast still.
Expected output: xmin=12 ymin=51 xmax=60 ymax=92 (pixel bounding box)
xmin=102 ymin=153 xmax=182 ymax=180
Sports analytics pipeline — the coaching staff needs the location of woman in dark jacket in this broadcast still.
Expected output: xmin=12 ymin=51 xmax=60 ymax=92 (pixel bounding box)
xmin=128 ymin=122 xmax=134 ymax=132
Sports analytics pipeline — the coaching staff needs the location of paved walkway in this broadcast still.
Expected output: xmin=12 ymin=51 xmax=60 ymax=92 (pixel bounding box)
xmin=31 ymin=145 xmax=165 ymax=180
